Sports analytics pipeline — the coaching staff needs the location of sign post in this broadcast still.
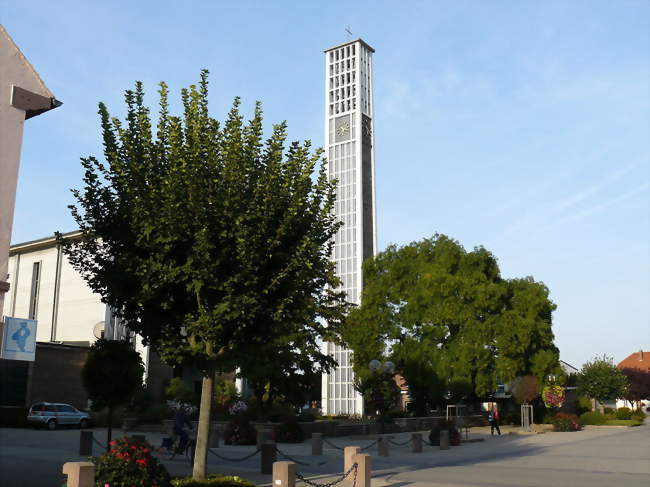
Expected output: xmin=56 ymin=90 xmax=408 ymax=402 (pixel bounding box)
xmin=1 ymin=317 xmax=37 ymax=361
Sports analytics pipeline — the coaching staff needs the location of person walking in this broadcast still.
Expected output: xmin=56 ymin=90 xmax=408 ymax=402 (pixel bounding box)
xmin=489 ymin=405 xmax=501 ymax=436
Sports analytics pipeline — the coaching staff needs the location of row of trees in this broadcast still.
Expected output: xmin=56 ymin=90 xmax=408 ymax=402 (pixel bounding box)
xmin=342 ymin=235 xmax=563 ymax=415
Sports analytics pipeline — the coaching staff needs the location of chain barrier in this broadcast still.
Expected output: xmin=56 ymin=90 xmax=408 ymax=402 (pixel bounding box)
xmin=387 ymin=437 xmax=412 ymax=447
xmin=296 ymin=462 xmax=358 ymax=487
xmin=322 ymin=438 xmax=345 ymax=451
xmin=359 ymin=439 xmax=379 ymax=451
xmin=92 ymin=437 xmax=107 ymax=451
xmin=207 ymin=447 xmax=261 ymax=462
xmin=275 ymin=446 xmax=327 ymax=467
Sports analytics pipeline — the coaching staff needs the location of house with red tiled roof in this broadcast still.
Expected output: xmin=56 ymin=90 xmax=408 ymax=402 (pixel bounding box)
xmin=617 ymin=350 xmax=650 ymax=372
xmin=616 ymin=350 xmax=650 ymax=411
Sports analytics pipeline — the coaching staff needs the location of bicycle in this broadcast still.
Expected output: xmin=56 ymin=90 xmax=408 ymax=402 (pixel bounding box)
xmin=161 ymin=430 xmax=196 ymax=463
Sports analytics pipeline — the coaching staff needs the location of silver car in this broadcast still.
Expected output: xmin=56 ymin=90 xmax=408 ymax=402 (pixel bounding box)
xmin=27 ymin=402 xmax=90 ymax=430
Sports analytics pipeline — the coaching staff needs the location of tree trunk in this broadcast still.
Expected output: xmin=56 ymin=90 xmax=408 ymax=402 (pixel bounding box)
xmin=193 ymin=367 xmax=215 ymax=480
xmin=106 ymin=406 xmax=113 ymax=452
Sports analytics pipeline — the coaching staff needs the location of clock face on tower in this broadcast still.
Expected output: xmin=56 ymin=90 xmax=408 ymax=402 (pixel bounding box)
xmin=335 ymin=115 xmax=351 ymax=142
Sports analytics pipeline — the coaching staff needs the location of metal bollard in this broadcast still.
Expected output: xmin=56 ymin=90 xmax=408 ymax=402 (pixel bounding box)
xmin=257 ymin=427 xmax=272 ymax=448
xmin=311 ymin=433 xmax=323 ymax=456
xmin=79 ymin=431 xmax=93 ymax=456
xmin=440 ymin=430 xmax=450 ymax=450
xmin=351 ymin=453 xmax=371 ymax=487
xmin=62 ymin=462 xmax=95 ymax=487
xmin=377 ymin=437 xmax=389 ymax=456
xmin=344 ymin=446 xmax=361 ymax=486
xmin=411 ymin=433 xmax=423 ymax=453
xmin=261 ymin=441 xmax=277 ymax=474
xmin=272 ymin=461 xmax=296 ymax=487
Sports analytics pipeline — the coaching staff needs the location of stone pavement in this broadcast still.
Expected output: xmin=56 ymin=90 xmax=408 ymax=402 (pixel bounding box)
xmin=1 ymin=422 xmax=648 ymax=486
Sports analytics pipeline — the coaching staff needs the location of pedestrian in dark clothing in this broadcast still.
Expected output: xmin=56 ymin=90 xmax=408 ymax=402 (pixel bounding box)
xmin=489 ymin=406 xmax=501 ymax=435
xmin=173 ymin=409 xmax=193 ymax=452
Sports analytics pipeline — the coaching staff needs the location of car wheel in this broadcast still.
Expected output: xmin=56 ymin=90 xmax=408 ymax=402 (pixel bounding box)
xmin=79 ymin=419 xmax=89 ymax=429
xmin=47 ymin=419 xmax=57 ymax=430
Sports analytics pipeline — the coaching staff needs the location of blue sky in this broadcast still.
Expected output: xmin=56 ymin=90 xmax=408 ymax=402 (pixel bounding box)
xmin=3 ymin=1 xmax=649 ymax=368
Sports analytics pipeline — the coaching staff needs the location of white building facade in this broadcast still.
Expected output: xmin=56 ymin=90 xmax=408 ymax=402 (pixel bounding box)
xmin=321 ymin=39 xmax=377 ymax=415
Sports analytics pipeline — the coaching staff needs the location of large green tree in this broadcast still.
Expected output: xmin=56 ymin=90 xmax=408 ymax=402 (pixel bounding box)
xmin=342 ymin=234 xmax=561 ymax=413
xmin=578 ymin=355 xmax=629 ymax=408
xmin=59 ymin=72 xmax=346 ymax=479
xmin=82 ymin=338 xmax=144 ymax=448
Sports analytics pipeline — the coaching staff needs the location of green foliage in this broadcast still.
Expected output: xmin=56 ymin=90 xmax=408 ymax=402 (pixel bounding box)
xmin=165 ymin=378 xmax=196 ymax=404
xmin=358 ymin=370 xmax=401 ymax=417
xmin=60 ymin=72 xmax=346 ymax=478
xmin=83 ymin=339 xmax=144 ymax=411
xmin=576 ymin=396 xmax=592 ymax=415
xmin=579 ymin=411 xmax=607 ymax=425
xmin=342 ymin=235 xmax=560 ymax=412
xmin=631 ymin=409 xmax=646 ymax=421
xmin=578 ymin=355 xmax=629 ymax=403
xmin=615 ymin=407 xmax=632 ymax=420
xmin=550 ymin=413 xmax=582 ymax=432
xmin=446 ymin=377 xmax=474 ymax=403
xmin=171 ymin=476 xmax=256 ymax=487
xmin=500 ymin=410 xmax=521 ymax=425
xmin=93 ymin=437 xmax=171 ymax=487
xmin=273 ymin=416 xmax=304 ymax=443
xmin=213 ymin=376 xmax=238 ymax=412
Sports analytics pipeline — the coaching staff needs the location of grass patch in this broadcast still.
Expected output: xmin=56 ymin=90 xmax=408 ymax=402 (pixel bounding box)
xmin=603 ymin=419 xmax=643 ymax=426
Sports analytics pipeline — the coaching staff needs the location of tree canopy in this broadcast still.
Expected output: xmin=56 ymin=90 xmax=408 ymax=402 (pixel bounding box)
xmin=82 ymin=338 xmax=144 ymax=446
xmin=60 ymin=71 xmax=346 ymax=478
xmin=342 ymin=234 xmax=561 ymax=413
xmin=578 ymin=355 xmax=629 ymax=404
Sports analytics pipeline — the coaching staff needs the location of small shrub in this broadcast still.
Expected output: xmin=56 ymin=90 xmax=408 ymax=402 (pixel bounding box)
xmin=298 ymin=410 xmax=317 ymax=422
xmin=90 ymin=407 xmax=125 ymax=428
xmin=615 ymin=407 xmax=632 ymax=420
xmin=171 ymin=475 xmax=256 ymax=487
xmin=631 ymin=409 xmax=646 ymax=421
xmin=579 ymin=411 xmax=607 ymax=425
xmin=603 ymin=407 xmax=615 ymax=414
xmin=576 ymin=396 xmax=592 ymax=415
xmin=273 ymin=416 xmax=304 ymax=443
xmin=500 ymin=411 xmax=521 ymax=425
xmin=551 ymin=413 xmax=582 ymax=432
xmin=223 ymin=417 xmax=257 ymax=445
xmin=93 ymin=436 xmax=171 ymax=487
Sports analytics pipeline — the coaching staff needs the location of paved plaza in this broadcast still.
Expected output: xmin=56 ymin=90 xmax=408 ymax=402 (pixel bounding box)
xmin=0 ymin=423 xmax=648 ymax=486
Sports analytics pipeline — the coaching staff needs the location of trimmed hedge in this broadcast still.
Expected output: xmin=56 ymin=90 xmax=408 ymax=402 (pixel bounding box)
xmin=172 ymin=475 xmax=256 ymax=487
xmin=615 ymin=407 xmax=632 ymax=420
xmin=579 ymin=411 xmax=607 ymax=425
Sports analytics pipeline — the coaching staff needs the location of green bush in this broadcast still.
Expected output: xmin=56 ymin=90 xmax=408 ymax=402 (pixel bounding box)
xmin=273 ymin=416 xmax=304 ymax=443
xmin=93 ymin=436 xmax=171 ymax=487
xmin=579 ymin=411 xmax=607 ymax=425
xmin=615 ymin=407 xmax=632 ymax=420
xmin=551 ymin=413 xmax=582 ymax=432
xmin=500 ymin=411 xmax=521 ymax=425
xmin=171 ymin=475 xmax=256 ymax=487
xmin=576 ymin=396 xmax=592 ymax=415
xmin=631 ymin=409 xmax=646 ymax=421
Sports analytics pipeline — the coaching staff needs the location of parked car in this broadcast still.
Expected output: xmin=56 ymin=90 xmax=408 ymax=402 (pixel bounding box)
xmin=27 ymin=402 xmax=90 ymax=430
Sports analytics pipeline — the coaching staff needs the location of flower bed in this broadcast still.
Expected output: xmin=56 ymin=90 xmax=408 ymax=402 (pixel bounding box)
xmin=550 ymin=413 xmax=581 ymax=432
xmin=93 ymin=436 xmax=171 ymax=487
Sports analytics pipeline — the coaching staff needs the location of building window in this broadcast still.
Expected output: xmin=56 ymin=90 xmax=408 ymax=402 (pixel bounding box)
xmin=28 ymin=261 xmax=41 ymax=320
